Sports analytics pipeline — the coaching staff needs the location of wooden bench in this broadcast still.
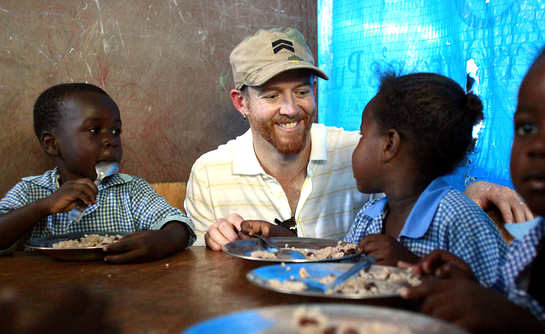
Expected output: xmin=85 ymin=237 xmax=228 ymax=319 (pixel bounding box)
xmin=151 ymin=182 xmax=187 ymax=214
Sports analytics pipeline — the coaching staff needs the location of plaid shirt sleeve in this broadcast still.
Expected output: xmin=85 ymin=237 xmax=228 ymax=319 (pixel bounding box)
xmin=124 ymin=176 xmax=196 ymax=246
xmin=402 ymin=190 xmax=508 ymax=287
xmin=493 ymin=217 xmax=545 ymax=323
xmin=0 ymin=171 xmax=196 ymax=248
xmin=344 ymin=198 xmax=383 ymax=244
xmin=344 ymin=190 xmax=507 ymax=287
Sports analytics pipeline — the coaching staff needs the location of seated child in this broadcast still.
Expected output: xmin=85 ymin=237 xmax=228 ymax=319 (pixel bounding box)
xmin=401 ymin=47 xmax=545 ymax=333
xmin=0 ymin=83 xmax=195 ymax=263
xmin=342 ymin=71 xmax=507 ymax=286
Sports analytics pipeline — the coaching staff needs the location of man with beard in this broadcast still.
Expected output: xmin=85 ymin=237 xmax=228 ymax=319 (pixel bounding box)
xmin=185 ymin=28 xmax=533 ymax=250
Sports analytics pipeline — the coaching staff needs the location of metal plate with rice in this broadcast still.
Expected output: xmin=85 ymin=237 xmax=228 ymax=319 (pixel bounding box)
xmin=182 ymin=303 xmax=470 ymax=334
xmin=222 ymin=237 xmax=361 ymax=263
xmin=247 ymin=262 xmax=420 ymax=299
xmin=24 ymin=231 xmax=130 ymax=262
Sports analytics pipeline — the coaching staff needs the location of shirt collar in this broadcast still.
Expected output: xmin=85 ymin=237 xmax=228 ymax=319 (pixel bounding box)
xmin=400 ymin=177 xmax=452 ymax=238
xmin=505 ymin=216 xmax=545 ymax=240
xmin=362 ymin=177 xmax=452 ymax=238
xmin=232 ymin=124 xmax=328 ymax=175
xmin=22 ymin=167 xmax=132 ymax=190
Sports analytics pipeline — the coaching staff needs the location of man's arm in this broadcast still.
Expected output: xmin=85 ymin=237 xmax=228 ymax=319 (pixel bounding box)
xmin=184 ymin=165 xmax=222 ymax=248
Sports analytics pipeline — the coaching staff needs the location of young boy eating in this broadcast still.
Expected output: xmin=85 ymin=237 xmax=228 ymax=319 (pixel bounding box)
xmin=0 ymin=83 xmax=195 ymax=263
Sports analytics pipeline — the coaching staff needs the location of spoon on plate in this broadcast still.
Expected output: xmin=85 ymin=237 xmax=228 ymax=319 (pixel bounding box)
xmin=304 ymin=255 xmax=376 ymax=293
xmin=68 ymin=161 xmax=119 ymax=222
xmin=254 ymin=234 xmax=307 ymax=260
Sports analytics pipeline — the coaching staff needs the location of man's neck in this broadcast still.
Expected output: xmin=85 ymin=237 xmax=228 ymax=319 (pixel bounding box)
xmin=252 ymin=133 xmax=311 ymax=178
xmin=253 ymin=134 xmax=311 ymax=216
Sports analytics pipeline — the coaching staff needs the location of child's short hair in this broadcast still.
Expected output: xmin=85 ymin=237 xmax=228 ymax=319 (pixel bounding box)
xmin=33 ymin=83 xmax=110 ymax=138
xmin=373 ymin=72 xmax=484 ymax=177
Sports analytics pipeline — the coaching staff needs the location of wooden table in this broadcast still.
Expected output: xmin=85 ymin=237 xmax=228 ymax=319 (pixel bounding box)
xmin=0 ymin=247 xmax=418 ymax=333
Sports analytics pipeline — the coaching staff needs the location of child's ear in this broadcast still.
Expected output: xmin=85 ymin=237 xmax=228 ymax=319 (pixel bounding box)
xmin=382 ymin=129 xmax=400 ymax=161
xmin=40 ymin=131 xmax=60 ymax=156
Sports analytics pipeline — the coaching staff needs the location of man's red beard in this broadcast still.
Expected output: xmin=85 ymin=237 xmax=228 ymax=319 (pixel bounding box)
xmin=249 ymin=109 xmax=316 ymax=156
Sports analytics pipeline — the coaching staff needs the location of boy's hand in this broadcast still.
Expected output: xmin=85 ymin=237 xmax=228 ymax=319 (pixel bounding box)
xmin=409 ymin=249 xmax=477 ymax=280
xmin=358 ymin=234 xmax=420 ymax=266
xmin=43 ymin=179 xmax=98 ymax=215
xmin=238 ymin=220 xmax=296 ymax=239
xmin=102 ymin=222 xmax=189 ymax=263
xmin=401 ymin=279 xmax=545 ymax=334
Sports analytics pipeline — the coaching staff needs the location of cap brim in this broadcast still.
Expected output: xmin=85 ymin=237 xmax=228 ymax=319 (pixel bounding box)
xmin=240 ymin=60 xmax=329 ymax=89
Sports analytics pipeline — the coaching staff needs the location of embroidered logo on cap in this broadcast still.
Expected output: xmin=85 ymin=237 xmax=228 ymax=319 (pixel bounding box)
xmin=272 ymin=39 xmax=294 ymax=54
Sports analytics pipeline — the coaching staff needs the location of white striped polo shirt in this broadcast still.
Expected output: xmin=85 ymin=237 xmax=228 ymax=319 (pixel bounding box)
xmin=185 ymin=124 xmax=372 ymax=246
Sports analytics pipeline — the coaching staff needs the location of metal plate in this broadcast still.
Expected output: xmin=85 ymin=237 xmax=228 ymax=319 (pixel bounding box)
xmin=222 ymin=237 xmax=360 ymax=263
xmin=247 ymin=263 xmax=415 ymax=299
xmin=24 ymin=231 xmax=130 ymax=262
xmin=182 ymin=303 xmax=469 ymax=334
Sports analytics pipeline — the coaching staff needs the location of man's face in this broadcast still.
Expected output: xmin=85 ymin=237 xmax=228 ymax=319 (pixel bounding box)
xmin=244 ymin=70 xmax=317 ymax=156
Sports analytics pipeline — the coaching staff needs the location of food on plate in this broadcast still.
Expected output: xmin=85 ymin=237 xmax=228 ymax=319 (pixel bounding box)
xmin=250 ymin=241 xmax=358 ymax=260
xmin=268 ymin=265 xmax=421 ymax=296
xmin=52 ymin=234 xmax=124 ymax=248
xmin=293 ymin=307 xmax=411 ymax=334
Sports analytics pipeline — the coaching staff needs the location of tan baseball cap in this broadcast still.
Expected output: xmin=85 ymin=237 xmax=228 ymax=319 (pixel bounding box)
xmin=230 ymin=28 xmax=329 ymax=89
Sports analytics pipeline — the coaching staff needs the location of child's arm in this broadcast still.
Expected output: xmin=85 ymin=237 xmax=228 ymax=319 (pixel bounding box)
xmin=238 ymin=220 xmax=297 ymax=239
xmin=102 ymin=221 xmax=190 ymax=263
xmin=0 ymin=179 xmax=97 ymax=250
xmin=358 ymin=234 xmax=420 ymax=266
xmin=401 ymin=278 xmax=545 ymax=334
xmin=408 ymin=249 xmax=477 ymax=280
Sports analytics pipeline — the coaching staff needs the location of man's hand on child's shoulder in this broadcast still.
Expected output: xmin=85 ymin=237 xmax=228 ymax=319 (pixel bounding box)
xmin=464 ymin=180 xmax=534 ymax=224
xmin=358 ymin=234 xmax=420 ymax=266
xmin=103 ymin=222 xmax=190 ymax=263
xmin=45 ymin=178 xmax=98 ymax=214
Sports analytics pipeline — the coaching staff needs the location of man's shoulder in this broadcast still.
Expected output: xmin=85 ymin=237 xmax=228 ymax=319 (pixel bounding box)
xmin=193 ymin=142 xmax=237 ymax=168
xmin=195 ymin=130 xmax=249 ymax=164
xmin=312 ymin=124 xmax=360 ymax=155
xmin=319 ymin=124 xmax=360 ymax=146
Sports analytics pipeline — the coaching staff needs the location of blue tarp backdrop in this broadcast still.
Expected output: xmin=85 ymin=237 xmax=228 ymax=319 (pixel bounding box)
xmin=317 ymin=0 xmax=545 ymax=191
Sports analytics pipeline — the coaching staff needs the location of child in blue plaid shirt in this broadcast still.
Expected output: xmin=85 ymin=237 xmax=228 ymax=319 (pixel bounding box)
xmin=342 ymin=72 xmax=508 ymax=286
xmin=401 ymin=48 xmax=545 ymax=333
xmin=0 ymin=83 xmax=195 ymax=263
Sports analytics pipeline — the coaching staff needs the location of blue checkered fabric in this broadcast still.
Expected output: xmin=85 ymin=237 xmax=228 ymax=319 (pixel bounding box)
xmin=493 ymin=217 xmax=545 ymax=323
xmin=0 ymin=168 xmax=195 ymax=247
xmin=344 ymin=188 xmax=508 ymax=287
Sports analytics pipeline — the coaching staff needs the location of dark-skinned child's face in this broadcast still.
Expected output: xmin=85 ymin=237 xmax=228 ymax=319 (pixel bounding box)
xmin=50 ymin=91 xmax=122 ymax=184
xmin=511 ymin=59 xmax=545 ymax=216
xmin=352 ymin=96 xmax=384 ymax=194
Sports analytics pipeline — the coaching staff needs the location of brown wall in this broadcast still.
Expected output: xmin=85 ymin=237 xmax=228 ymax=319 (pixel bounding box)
xmin=0 ymin=0 xmax=318 ymax=196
